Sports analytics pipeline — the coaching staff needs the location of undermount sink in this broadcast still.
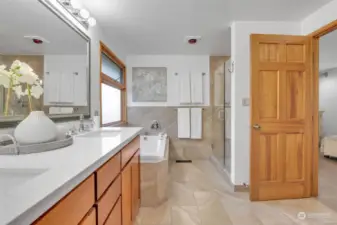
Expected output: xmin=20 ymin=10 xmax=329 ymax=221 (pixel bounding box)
xmin=0 ymin=168 xmax=47 ymax=192
xmin=79 ymin=130 xmax=120 ymax=138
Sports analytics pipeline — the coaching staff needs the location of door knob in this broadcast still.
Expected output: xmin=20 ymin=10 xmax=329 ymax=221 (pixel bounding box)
xmin=253 ymin=124 xmax=261 ymax=130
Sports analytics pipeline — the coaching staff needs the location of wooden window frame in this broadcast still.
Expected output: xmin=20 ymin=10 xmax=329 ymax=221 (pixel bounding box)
xmin=99 ymin=41 xmax=127 ymax=126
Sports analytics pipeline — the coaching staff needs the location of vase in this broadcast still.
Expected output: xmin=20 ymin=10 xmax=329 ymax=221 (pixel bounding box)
xmin=14 ymin=111 xmax=58 ymax=145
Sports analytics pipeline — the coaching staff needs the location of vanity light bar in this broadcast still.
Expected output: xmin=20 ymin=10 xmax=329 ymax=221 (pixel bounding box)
xmin=56 ymin=0 xmax=96 ymax=28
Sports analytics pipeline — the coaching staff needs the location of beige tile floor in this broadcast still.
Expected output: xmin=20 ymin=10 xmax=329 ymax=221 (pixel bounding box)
xmin=136 ymin=160 xmax=337 ymax=225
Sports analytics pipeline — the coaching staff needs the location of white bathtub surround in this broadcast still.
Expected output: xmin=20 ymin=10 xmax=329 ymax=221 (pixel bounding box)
xmin=191 ymin=108 xmax=203 ymax=139
xmin=0 ymin=127 xmax=142 ymax=225
xmin=140 ymin=133 xmax=167 ymax=163
xmin=140 ymin=134 xmax=169 ymax=207
xmin=179 ymin=73 xmax=191 ymax=104
xmin=177 ymin=108 xmax=190 ymax=138
xmin=14 ymin=111 xmax=58 ymax=144
xmin=191 ymin=72 xmax=204 ymax=104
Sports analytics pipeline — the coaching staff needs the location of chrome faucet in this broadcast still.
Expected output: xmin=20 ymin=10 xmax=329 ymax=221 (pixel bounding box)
xmin=150 ymin=120 xmax=160 ymax=130
xmin=79 ymin=114 xmax=85 ymax=132
xmin=0 ymin=134 xmax=19 ymax=155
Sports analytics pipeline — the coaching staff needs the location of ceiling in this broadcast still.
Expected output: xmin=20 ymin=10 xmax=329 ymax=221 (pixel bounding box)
xmin=0 ymin=0 xmax=87 ymax=55
xmin=319 ymin=29 xmax=337 ymax=71
xmin=81 ymin=0 xmax=333 ymax=55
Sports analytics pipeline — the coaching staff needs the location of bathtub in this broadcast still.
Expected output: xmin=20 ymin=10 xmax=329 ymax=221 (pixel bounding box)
xmin=140 ymin=133 xmax=168 ymax=163
xmin=140 ymin=133 xmax=169 ymax=207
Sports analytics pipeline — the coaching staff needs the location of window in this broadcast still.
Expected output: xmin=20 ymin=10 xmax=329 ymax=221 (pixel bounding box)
xmin=100 ymin=42 xmax=126 ymax=126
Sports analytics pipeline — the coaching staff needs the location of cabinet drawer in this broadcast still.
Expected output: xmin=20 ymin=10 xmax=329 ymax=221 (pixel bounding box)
xmin=34 ymin=175 xmax=95 ymax=225
xmin=97 ymin=175 xmax=121 ymax=225
xmin=104 ymin=197 xmax=122 ymax=225
xmin=96 ymin=152 xmax=121 ymax=199
xmin=122 ymin=136 xmax=140 ymax=168
xmin=79 ymin=208 xmax=96 ymax=225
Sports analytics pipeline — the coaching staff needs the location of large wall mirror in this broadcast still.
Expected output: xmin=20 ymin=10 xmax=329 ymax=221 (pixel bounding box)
xmin=0 ymin=0 xmax=90 ymax=126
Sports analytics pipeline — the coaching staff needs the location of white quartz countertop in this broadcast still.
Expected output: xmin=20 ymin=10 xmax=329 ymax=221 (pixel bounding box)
xmin=0 ymin=127 xmax=143 ymax=225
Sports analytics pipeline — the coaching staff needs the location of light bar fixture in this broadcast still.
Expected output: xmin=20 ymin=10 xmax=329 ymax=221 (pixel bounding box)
xmin=57 ymin=0 xmax=96 ymax=28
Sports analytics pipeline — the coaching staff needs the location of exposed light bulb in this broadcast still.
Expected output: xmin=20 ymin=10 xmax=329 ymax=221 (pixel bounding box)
xmin=79 ymin=9 xmax=90 ymax=19
xmin=87 ymin=17 xmax=96 ymax=27
xmin=70 ymin=0 xmax=81 ymax=9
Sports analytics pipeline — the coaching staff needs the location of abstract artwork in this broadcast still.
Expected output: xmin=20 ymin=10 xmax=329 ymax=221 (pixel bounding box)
xmin=132 ymin=67 xmax=167 ymax=102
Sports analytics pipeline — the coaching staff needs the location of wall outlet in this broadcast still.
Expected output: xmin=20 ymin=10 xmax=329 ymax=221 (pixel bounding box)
xmin=242 ymin=98 xmax=250 ymax=106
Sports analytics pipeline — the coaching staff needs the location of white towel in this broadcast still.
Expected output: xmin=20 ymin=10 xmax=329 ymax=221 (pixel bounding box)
xmin=178 ymin=108 xmax=190 ymax=138
xmin=191 ymin=72 xmax=203 ymax=104
xmin=179 ymin=73 xmax=191 ymax=104
xmin=191 ymin=108 xmax=202 ymax=139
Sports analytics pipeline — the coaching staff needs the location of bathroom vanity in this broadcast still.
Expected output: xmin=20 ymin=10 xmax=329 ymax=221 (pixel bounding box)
xmin=0 ymin=127 xmax=142 ymax=225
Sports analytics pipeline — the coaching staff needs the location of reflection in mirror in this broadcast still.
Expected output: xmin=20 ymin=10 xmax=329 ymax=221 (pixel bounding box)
xmin=0 ymin=0 xmax=90 ymax=124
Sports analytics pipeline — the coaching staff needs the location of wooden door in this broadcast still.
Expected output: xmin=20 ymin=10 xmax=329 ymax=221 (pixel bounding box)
xmin=122 ymin=163 xmax=132 ymax=225
xmin=131 ymin=150 xmax=140 ymax=220
xmin=250 ymin=34 xmax=313 ymax=201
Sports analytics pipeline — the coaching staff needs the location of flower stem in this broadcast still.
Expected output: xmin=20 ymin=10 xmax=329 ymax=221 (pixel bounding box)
xmin=27 ymin=84 xmax=33 ymax=112
xmin=4 ymin=78 xmax=13 ymax=116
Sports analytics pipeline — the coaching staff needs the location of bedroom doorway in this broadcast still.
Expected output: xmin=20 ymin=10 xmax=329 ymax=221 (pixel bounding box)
xmin=316 ymin=24 xmax=337 ymax=211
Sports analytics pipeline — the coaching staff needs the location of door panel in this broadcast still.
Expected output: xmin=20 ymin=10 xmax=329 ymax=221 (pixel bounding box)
xmin=259 ymin=71 xmax=279 ymax=120
xmin=286 ymin=71 xmax=305 ymax=120
xmin=250 ymin=34 xmax=313 ymax=201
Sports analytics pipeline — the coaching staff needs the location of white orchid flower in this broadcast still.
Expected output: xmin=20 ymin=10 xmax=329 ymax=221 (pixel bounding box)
xmin=12 ymin=85 xmax=26 ymax=98
xmin=11 ymin=60 xmax=22 ymax=70
xmin=18 ymin=73 xmax=38 ymax=85
xmin=0 ymin=65 xmax=11 ymax=88
xmin=31 ymin=84 xmax=44 ymax=99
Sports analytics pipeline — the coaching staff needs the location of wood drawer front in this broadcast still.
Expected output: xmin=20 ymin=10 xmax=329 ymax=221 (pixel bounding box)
xmin=122 ymin=136 xmax=140 ymax=168
xmin=104 ymin=197 xmax=121 ymax=225
xmin=96 ymin=152 xmax=121 ymax=199
xmin=79 ymin=208 xmax=96 ymax=225
xmin=97 ymin=175 xmax=121 ymax=225
xmin=34 ymin=175 xmax=95 ymax=225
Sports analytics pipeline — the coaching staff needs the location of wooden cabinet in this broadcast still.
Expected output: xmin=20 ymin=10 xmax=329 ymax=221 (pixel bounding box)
xmin=79 ymin=208 xmax=96 ymax=225
xmin=97 ymin=175 xmax=121 ymax=225
xmin=131 ymin=150 xmax=140 ymax=220
xmin=122 ymin=149 xmax=141 ymax=225
xmin=32 ymin=136 xmax=140 ymax=225
xmin=96 ymin=152 xmax=121 ymax=199
xmin=34 ymin=175 xmax=95 ymax=225
xmin=122 ymin=162 xmax=133 ymax=225
xmin=104 ymin=198 xmax=122 ymax=225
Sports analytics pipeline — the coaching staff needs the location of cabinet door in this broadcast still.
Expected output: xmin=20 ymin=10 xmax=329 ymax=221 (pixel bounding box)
xmin=79 ymin=208 xmax=96 ymax=225
xmin=43 ymin=70 xmax=60 ymax=105
xmin=59 ymin=70 xmax=74 ymax=104
xmin=131 ymin=150 xmax=140 ymax=220
xmin=122 ymin=163 xmax=132 ymax=225
xmin=73 ymin=67 xmax=88 ymax=106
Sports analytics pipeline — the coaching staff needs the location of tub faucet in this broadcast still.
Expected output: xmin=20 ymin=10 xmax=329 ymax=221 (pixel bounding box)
xmin=150 ymin=120 xmax=160 ymax=130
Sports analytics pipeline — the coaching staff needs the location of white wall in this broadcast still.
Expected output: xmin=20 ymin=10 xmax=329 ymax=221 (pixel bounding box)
xmin=126 ymin=55 xmax=210 ymax=107
xmin=230 ymin=21 xmax=301 ymax=185
xmin=319 ymin=69 xmax=337 ymax=136
xmin=302 ymin=0 xmax=337 ymax=35
xmin=42 ymin=0 xmax=127 ymax=117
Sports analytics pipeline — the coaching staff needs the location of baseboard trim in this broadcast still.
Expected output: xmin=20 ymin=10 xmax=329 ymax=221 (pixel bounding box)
xmin=209 ymin=155 xmax=250 ymax=193
xmin=234 ymin=184 xmax=250 ymax=192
